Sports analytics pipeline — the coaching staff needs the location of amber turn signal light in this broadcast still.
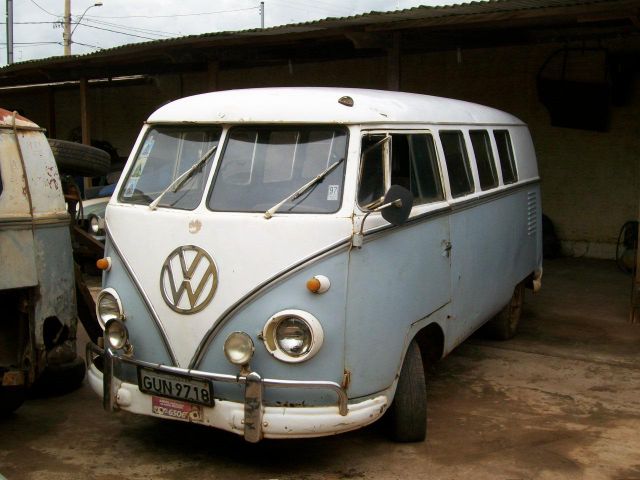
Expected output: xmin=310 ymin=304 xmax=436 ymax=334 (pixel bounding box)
xmin=306 ymin=278 xmax=321 ymax=293
xmin=96 ymin=257 xmax=112 ymax=271
xmin=306 ymin=275 xmax=330 ymax=294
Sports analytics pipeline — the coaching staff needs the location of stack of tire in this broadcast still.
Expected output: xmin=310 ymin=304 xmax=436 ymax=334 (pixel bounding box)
xmin=48 ymin=139 xmax=111 ymax=177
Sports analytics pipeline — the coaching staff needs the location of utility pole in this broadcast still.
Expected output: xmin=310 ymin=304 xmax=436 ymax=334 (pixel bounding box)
xmin=63 ymin=0 xmax=71 ymax=55
xmin=6 ymin=0 xmax=13 ymax=64
xmin=260 ymin=1 xmax=264 ymax=29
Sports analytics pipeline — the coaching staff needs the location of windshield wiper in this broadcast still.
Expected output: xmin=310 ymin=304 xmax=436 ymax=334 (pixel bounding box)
xmin=149 ymin=145 xmax=218 ymax=210
xmin=264 ymin=158 xmax=344 ymax=219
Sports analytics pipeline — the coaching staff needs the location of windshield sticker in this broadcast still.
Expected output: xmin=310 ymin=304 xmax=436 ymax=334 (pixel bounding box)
xmin=130 ymin=156 xmax=148 ymax=178
xmin=327 ymin=185 xmax=339 ymax=201
xmin=140 ymin=136 xmax=155 ymax=157
xmin=123 ymin=156 xmax=148 ymax=198
xmin=122 ymin=177 xmax=139 ymax=198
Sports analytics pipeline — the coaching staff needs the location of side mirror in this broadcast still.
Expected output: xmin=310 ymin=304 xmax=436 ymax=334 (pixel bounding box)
xmin=352 ymin=185 xmax=413 ymax=248
xmin=379 ymin=185 xmax=413 ymax=226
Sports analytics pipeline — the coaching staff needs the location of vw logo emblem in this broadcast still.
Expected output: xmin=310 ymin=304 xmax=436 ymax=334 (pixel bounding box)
xmin=160 ymin=245 xmax=218 ymax=314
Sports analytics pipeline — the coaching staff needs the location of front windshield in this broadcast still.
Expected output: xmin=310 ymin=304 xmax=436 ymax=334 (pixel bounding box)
xmin=120 ymin=126 xmax=222 ymax=210
xmin=208 ymin=125 xmax=348 ymax=214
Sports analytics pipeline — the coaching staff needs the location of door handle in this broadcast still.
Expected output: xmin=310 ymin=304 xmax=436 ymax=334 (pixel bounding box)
xmin=442 ymin=240 xmax=452 ymax=257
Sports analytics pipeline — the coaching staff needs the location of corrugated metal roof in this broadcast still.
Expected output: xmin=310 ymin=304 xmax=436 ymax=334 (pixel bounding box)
xmin=0 ymin=0 xmax=636 ymax=76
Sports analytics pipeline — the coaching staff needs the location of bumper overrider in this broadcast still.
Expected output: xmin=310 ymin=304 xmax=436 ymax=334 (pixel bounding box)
xmin=86 ymin=342 xmax=388 ymax=442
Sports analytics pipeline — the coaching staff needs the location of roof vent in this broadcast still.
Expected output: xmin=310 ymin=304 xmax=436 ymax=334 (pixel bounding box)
xmin=338 ymin=96 xmax=354 ymax=107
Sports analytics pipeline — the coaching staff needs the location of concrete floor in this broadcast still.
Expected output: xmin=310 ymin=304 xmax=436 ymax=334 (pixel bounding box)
xmin=1 ymin=258 xmax=639 ymax=480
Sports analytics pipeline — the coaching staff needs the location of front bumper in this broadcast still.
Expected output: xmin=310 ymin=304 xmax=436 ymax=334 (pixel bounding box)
xmin=86 ymin=342 xmax=387 ymax=441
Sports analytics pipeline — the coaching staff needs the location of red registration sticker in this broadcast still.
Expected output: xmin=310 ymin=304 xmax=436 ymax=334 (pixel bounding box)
xmin=152 ymin=396 xmax=203 ymax=422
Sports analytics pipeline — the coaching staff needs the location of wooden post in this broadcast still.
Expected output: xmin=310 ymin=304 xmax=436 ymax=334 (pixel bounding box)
xmin=207 ymin=61 xmax=219 ymax=92
xmin=47 ymin=86 xmax=57 ymax=138
xmin=387 ymin=32 xmax=401 ymax=91
xmin=79 ymin=77 xmax=90 ymax=145
xmin=79 ymin=77 xmax=92 ymax=193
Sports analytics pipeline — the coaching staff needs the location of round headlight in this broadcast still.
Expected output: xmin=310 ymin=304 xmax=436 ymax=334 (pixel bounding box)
xmin=89 ymin=216 xmax=100 ymax=234
xmin=105 ymin=319 xmax=129 ymax=350
xmin=275 ymin=318 xmax=312 ymax=357
xmin=224 ymin=332 xmax=254 ymax=366
xmin=96 ymin=289 xmax=123 ymax=328
xmin=262 ymin=310 xmax=324 ymax=363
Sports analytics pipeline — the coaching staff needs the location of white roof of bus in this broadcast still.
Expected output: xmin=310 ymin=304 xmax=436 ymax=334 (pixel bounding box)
xmin=148 ymin=87 xmax=524 ymax=126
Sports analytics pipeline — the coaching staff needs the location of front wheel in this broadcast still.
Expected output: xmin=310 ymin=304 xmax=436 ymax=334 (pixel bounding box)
xmin=386 ymin=340 xmax=427 ymax=442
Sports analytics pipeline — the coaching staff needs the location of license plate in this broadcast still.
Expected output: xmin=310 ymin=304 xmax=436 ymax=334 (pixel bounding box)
xmin=137 ymin=368 xmax=214 ymax=407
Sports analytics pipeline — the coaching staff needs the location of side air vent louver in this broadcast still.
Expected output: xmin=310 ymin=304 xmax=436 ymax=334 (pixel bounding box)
xmin=527 ymin=191 xmax=537 ymax=237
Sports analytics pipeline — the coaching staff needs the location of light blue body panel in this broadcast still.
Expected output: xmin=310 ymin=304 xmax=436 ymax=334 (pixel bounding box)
xmin=197 ymin=249 xmax=349 ymax=406
xmin=345 ymin=212 xmax=451 ymax=398
xmin=446 ymin=185 xmax=542 ymax=350
xmin=102 ymin=243 xmax=174 ymax=382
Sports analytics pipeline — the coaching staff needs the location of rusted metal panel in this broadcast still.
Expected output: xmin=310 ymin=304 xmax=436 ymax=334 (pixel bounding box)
xmin=0 ymin=230 xmax=38 ymax=289
xmin=0 ymin=119 xmax=38 ymax=289
xmin=17 ymin=131 xmax=67 ymax=216
xmin=0 ymin=108 xmax=79 ymax=391
xmin=0 ymin=131 xmax=30 ymax=217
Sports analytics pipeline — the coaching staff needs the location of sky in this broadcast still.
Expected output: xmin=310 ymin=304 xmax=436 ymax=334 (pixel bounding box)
xmin=0 ymin=0 xmax=472 ymax=67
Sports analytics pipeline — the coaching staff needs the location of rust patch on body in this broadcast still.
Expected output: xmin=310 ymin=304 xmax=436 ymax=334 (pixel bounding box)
xmin=46 ymin=165 xmax=59 ymax=190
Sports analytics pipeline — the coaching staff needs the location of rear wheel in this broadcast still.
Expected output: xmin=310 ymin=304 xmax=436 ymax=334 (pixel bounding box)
xmin=386 ymin=340 xmax=427 ymax=442
xmin=485 ymin=282 xmax=525 ymax=340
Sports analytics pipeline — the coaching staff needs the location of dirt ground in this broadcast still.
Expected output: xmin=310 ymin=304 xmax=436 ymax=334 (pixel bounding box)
xmin=1 ymin=258 xmax=639 ymax=480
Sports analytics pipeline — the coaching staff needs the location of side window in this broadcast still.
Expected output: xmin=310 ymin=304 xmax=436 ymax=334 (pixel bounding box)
xmin=494 ymin=130 xmax=518 ymax=184
xmin=469 ymin=130 xmax=498 ymax=190
xmin=358 ymin=134 xmax=388 ymax=208
xmin=439 ymin=131 xmax=474 ymax=198
xmin=390 ymin=134 xmax=443 ymax=205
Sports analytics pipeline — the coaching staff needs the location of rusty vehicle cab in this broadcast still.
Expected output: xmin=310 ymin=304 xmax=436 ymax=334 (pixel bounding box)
xmin=0 ymin=109 xmax=84 ymax=413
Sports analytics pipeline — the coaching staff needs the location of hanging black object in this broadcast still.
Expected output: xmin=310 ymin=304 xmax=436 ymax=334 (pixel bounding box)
xmin=537 ymin=47 xmax=610 ymax=132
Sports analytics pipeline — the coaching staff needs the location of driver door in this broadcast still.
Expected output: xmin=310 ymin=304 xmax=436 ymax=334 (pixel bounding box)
xmin=345 ymin=130 xmax=452 ymax=397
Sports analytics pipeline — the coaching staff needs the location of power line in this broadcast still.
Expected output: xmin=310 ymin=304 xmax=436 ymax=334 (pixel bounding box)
xmin=73 ymin=22 xmax=158 ymax=41
xmin=269 ymin=0 xmax=349 ymax=16
xmin=0 ymin=21 xmax=59 ymax=25
xmin=84 ymin=6 xmax=259 ymax=20
xmin=83 ymin=18 xmax=179 ymax=38
xmin=72 ymin=40 xmax=102 ymax=50
xmin=0 ymin=41 xmax=61 ymax=46
xmin=27 ymin=0 xmax=61 ymax=18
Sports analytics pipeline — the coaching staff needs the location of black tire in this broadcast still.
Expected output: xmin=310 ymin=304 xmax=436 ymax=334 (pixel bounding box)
xmin=386 ymin=340 xmax=427 ymax=442
xmin=34 ymin=357 xmax=86 ymax=395
xmin=48 ymin=139 xmax=111 ymax=177
xmin=484 ymin=282 xmax=525 ymax=340
xmin=0 ymin=385 xmax=26 ymax=415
